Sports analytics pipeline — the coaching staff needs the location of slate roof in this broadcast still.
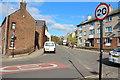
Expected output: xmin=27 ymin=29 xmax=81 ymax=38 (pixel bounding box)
xmin=36 ymin=20 xmax=45 ymax=27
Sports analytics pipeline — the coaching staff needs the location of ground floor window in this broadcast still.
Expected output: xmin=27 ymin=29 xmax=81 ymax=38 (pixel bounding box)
xmin=105 ymin=38 xmax=112 ymax=46
xmin=97 ymin=38 xmax=100 ymax=43
xmin=118 ymin=37 xmax=120 ymax=43
xmin=105 ymin=38 xmax=111 ymax=43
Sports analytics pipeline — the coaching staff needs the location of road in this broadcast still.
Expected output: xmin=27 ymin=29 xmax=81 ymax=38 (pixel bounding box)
xmin=2 ymin=45 xmax=120 ymax=79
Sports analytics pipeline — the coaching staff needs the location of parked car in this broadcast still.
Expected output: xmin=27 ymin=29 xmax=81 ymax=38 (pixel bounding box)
xmin=109 ymin=48 xmax=120 ymax=64
xmin=44 ymin=41 xmax=56 ymax=53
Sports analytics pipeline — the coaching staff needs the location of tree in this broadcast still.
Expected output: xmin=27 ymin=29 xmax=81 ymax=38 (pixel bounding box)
xmin=67 ymin=34 xmax=77 ymax=45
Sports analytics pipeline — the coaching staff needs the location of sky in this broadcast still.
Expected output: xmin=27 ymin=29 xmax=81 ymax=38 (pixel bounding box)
xmin=0 ymin=1 xmax=119 ymax=37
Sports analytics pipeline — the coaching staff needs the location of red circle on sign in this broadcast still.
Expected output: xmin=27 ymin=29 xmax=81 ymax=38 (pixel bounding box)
xmin=95 ymin=3 xmax=109 ymax=21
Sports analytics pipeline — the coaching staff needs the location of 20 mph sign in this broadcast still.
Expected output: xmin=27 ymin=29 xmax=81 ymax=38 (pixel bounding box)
xmin=95 ymin=3 xmax=109 ymax=21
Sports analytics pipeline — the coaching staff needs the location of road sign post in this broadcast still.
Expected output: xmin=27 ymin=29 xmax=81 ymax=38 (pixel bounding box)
xmin=95 ymin=3 xmax=109 ymax=80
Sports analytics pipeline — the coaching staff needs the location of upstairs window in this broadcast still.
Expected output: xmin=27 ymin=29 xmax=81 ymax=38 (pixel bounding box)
xmin=80 ymin=32 xmax=82 ymax=36
xmin=105 ymin=26 xmax=112 ymax=33
xmin=84 ymin=31 xmax=87 ymax=36
xmin=90 ymin=30 xmax=94 ymax=35
xmin=107 ymin=16 xmax=112 ymax=22
xmin=11 ymin=22 xmax=16 ymax=30
xmin=97 ymin=28 xmax=100 ymax=34
xmin=90 ymin=22 xmax=94 ymax=26
xmin=118 ymin=14 xmax=120 ymax=19
xmin=80 ymin=25 xmax=82 ymax=28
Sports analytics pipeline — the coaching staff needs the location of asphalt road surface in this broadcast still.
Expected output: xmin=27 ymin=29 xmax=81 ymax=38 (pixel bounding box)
xmin=2 ymin=45 xmax=120 ymax=79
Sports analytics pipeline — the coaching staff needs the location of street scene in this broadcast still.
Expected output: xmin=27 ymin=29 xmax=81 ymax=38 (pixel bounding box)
xmin=0 ymin=0 xmax=120 ymax=80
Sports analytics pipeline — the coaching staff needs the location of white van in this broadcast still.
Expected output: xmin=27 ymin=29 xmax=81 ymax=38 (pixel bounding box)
xmin=44 ymin=41 xmax=56 ymax=53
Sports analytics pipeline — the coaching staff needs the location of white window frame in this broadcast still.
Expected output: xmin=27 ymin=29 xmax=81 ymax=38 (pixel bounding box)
xmin=84 ymin=31 xmax=87 ymax=36
xmin=11 ymin=22 xmax=16 ymax=30
xmin=97 ymin=28 xmax=100 ymax=34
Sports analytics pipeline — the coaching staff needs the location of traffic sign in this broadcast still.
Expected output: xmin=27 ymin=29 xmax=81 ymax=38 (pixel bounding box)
xmin=95 ymin=3 xmax=109 ymax=21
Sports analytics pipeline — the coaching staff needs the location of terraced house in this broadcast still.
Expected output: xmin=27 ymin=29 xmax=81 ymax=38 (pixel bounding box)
xmin=77 ymin=6 xmax=120 ymax=49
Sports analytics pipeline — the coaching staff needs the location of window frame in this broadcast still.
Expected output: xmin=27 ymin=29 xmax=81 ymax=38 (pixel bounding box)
xmin=105 ymin=26 xmax=112 ymax=33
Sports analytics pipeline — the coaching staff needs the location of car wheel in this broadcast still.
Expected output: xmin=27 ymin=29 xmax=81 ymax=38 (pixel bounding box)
xmin=44 ymin=51 xmax=46 ymax=53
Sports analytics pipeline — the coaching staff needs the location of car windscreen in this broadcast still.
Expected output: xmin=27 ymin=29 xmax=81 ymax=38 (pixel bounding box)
xmin=113 ymin=48 xmax=120 ymax=52
xmin=45 ymin=43 xmax=55 ymax=46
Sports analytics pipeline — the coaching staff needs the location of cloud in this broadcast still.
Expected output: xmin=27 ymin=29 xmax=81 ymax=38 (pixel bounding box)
xmin=26 ymin=4 xmax=75 ymax=34
xmin=0 ymin=2 xmax=75 ymax=35
xmin=51 ymin=23 xmax=75 ymax=32
xmin=0 ymin=2 xmax=19 ymax=17
xmin=71 ymin=15 xmax=85 ymax=19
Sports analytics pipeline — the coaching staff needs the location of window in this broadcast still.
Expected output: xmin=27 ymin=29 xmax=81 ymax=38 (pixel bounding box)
xmin=106 ymin=38 xmax=111 ymax=43
xmin=90 ymin=22 xmax=94 ymax=26
xmin=10 ymin=41 xmax=15 ymax=48
xmin=118 ymin=37 xmax=120 ymax=43
xmin=80 ymin=32 xmax=82 ymax=36
xmin=90 ymin=30 xmax=94 ymax=35
xmin=11 ymin=22 xmax=16 ymax=30
xmin=84 ymin=31 xmax=87 ymax=36
xmin=80 ymin=26 xmax=82 ymax=28
xmin=105 ymin=27 xmax=112 ymax=33
xmin=97 ymin=28 xmax=100 ymax=34
xmin=118 ymin=14 xmax=120 ymax=19
xmin=107 ymin=16 xmax=112 ymax=22
xmin=97 ymin=38 xmax=100 ymax=43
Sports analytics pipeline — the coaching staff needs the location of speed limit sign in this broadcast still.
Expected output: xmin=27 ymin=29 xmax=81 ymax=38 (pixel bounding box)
xmin=95 ymin=3 xmax=109 ymax=21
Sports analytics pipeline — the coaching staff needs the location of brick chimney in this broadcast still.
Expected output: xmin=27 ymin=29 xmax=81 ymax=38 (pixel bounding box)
xmin=20 ymin=0 xmax=26 ymax=10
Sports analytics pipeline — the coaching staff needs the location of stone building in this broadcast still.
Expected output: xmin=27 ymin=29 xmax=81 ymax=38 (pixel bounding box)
xmin=77 ymin=6 xmax=120 ymax=49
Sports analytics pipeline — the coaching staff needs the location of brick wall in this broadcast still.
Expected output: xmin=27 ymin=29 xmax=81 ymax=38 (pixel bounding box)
xmin=94 ymin=38 xmax=119 ymax=49
xmin=2 ymin=9 xmax=36 ymax=55
xmin=35 ymin=26 xmax=45 ymax=49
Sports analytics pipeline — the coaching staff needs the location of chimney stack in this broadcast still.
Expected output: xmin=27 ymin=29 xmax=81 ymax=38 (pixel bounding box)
xmin=20 ymin=0 xmax=26 ymax=10
xmin=109 ymin=4 xmax=113 ymax=12
xmin=88 ymin=15 xmax=92 ymax=20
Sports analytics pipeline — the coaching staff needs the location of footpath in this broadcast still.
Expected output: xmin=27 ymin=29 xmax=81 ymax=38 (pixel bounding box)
xmin=1 ymin=49 xmax=44 ymax=62
xmin=63 ymin=46 xmax=109 ymax=55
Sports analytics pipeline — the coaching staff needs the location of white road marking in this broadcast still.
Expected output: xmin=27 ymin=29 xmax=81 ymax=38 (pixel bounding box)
xmin=1 ymin=63 xmax=58 ymax=72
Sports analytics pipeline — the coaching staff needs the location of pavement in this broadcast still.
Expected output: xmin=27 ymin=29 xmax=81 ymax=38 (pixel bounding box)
xmin=63 ymin=46 xmax=109 ymax=55
xmin=1 ymin=49 xmax=44 ymax=62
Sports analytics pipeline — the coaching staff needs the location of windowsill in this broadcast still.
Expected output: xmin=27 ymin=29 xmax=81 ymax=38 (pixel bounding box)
xmin=105 ymin=32 xmax=112 ymax=33
xmin=106 ymin=21 xmax=112 ymax=23
xmin=9 ymin=47 xmax=16 ymax=49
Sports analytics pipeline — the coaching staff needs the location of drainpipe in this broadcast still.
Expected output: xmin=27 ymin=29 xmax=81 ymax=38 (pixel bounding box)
xmin=3 ymin=2 xmax=9 ymax=55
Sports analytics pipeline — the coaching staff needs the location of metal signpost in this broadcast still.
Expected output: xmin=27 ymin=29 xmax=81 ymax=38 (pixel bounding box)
xmin=95 ymin=3 xmax=109 ymax=80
